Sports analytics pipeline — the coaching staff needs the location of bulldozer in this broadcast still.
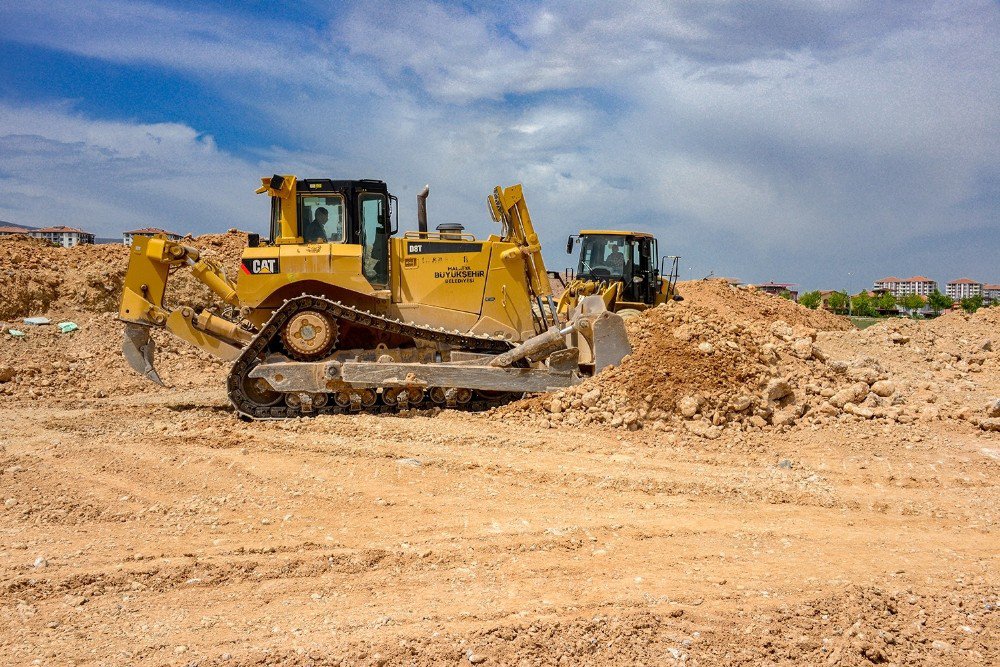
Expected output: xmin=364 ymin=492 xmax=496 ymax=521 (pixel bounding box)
xmin=119 ymin=175 xmax=632 ymax=419
xmin=557 ymin=230 xmax=682 ymax=320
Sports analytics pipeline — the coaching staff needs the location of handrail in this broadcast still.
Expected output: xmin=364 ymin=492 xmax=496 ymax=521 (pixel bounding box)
xmin=402 ymin=231 xmax=477 ymax=241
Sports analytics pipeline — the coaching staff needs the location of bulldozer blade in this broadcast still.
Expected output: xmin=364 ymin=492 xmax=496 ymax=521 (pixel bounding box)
xmin=123 ymin=323 xmax=164 ymax=386
xmin=591 ymin=311 xmax=632 ymax=373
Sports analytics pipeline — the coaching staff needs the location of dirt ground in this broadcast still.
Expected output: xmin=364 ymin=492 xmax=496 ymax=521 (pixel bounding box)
xmin=1 ymin=241 xmax=998 ymax=665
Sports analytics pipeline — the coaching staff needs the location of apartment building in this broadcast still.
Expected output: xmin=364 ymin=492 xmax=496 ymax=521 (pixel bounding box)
xmin=123 ymin=227 xmax=182 ymax=245
xmin=0 ymin=222 xmax=95 ymax=247
xmin=946 ymin=278 xmax=983 ymax=300
xmin=872 ymin=276 xmax=938 ymax=297
xmin=981 ymin=284 xmax=999 ymax=305
xmin=34 ymin=226 xmax=95 ymax=247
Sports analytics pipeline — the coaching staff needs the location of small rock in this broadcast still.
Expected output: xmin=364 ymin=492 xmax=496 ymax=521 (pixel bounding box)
xmin=980 ymin=418 xmax=1000 ymax=432
xmin=697 ymin=342 xmax=714 ymax=354
xmin=830 ymin=383 xmax=869 ymax=408
xmin=778 ymin=459 xmax=793 ymax=469
xmin=791 ymin=338 xmax=813 ymax=359
xmin=467 ymin=650 xmax=487 ymax=664
xmin=548 ymin=398 xmax=563 ymax=414
xmin=731 ymin=395 xmax=753 ymax=412
xmin=870 ymin=380 xmax=896 ymax=397
xmin=844 ymin=403 xmax=874 ymax=419
xmin=65 ymin=595 xmax=87 ymax=607
xmin=986 ymin=399 xmax=1000 ymax=418
xmin=33 ymin=556 xmax=47 ymax=568
xmin=931 ymin=640 xmax=952 ymax=652
xmin=980 ymin=339 xmax=992 ymax=352
xmin=764 ymin=378 xmax=793 ymax=403
xmin=769 ymin=320 xmax=794 ymax=341
xmin=889 ymin=332 xmax=910 ymax=345
xmin=175 ymin=645 xmax=188 ymax=655
xmin=677 ymin=396 xmax=701 ymax=418
xmin=581 ymin=388 xmax=602 ymax=409
xmin=0 ymin=365 xmax=14 ymax=383
xmin=847 ymin=366 xmax=880 ymax=385
xmin=771 ymin=408 xmax=799 ymax=426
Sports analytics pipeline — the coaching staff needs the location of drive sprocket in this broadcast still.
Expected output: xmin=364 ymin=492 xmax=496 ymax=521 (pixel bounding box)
xmin=280 ymin=310 xmax=338 ymax=360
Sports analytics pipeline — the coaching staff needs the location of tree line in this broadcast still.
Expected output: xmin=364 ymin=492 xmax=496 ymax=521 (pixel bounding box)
xmin=795 ymin=289 xmax=988 ymax=316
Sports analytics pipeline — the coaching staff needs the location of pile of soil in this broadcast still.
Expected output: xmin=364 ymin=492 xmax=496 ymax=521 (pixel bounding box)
xmin=0 ymin=311 xmax=229 ymax=400
xmin=497 ymin=279 xmax=999 ymax=437
xmin=0 ymin=231 xmax=249 ymax=321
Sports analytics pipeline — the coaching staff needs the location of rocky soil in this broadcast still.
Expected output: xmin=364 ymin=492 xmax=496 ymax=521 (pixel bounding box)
xmin=0 ymin=252 xmax=997 ymax=665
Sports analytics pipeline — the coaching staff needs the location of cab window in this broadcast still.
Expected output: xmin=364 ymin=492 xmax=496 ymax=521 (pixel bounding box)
xmin=299 ymin=195 xmax=344 ymax=243
xmin=577 ymin=234 xmax=630 ymax=279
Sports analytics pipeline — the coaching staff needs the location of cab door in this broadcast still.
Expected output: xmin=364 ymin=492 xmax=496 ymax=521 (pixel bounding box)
xmin=356 ymin=192 xmax=389 ymax=287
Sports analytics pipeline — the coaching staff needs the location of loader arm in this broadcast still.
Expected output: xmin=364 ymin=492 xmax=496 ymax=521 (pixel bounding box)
xmin=119 ymin=235 xmax=252 ymax=383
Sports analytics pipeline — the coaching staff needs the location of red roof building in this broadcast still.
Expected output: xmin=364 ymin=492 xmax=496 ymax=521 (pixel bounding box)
xmin=946 ymin=278 xmax=983 ymax=300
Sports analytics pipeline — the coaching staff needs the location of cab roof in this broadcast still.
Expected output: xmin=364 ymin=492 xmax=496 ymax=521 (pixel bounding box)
xmin=580 ymin=229 xmax=655 ymax=239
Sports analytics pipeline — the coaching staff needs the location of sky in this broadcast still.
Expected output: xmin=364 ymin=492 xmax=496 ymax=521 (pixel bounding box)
xmin=0 ymin=0 xmax=997 ymax=292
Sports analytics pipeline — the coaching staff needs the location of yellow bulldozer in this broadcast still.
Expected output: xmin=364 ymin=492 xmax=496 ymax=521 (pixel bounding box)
xmin=119 ymin=175 xmax=631 ymax=419
xmin=557 ymin=230 xmax=682 ymax=320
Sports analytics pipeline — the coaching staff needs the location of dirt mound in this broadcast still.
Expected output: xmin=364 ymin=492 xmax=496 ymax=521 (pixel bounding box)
xmin=0 ymin=230 xmax=249 ymax=321
xmin=498 ymin=280 xmax=998 ymax=437
xmin=0 ymin=311 xmax=229 ymax=400
xmin=676 ymin=279 xmax=852 ymax=331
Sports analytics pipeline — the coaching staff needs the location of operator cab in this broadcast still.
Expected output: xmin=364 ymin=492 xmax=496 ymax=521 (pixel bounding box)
xmin=568 ymin=231 xmax=659 ymax=304
xmin=265 ymin=177 xmax=396 ymax=288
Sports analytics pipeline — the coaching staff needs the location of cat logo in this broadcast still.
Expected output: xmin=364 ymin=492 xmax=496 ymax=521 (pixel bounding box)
xmin=240 ymin=258 xmax=280 ymax=275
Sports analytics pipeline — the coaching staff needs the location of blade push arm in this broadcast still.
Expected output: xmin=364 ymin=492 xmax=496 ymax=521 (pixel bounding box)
xmin=119 ymin=235 xmax=251 ymax=383
xmin=120 ymin=235 xmax=240 ymax=327
xmin=487 ymin=184 xmax=553 ymax=298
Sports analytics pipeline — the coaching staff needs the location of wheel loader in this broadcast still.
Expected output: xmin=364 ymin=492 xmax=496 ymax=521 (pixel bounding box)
xmin=118 ymin=175 xmax=632 ymax=419
xmin=557 ymin=230 xmax=682 ymax=320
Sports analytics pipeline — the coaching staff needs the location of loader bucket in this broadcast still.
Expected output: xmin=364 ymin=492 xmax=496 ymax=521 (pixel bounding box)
xmin=123 ymin=323 xmax=164 ymax=386
xmin=590 ymin=310 xmax=632 ymax=372
xmin=570 ymin=295 xmax=632 ymax=373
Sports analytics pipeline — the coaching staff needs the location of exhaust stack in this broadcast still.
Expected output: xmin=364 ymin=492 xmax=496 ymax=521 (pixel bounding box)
xmin=417 ymin=184 xmax=430 ymax=236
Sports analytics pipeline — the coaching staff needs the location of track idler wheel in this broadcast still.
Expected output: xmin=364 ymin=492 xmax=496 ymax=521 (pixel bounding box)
xmin=281 ymin=310 xmax=338 ymax=360
xmin=241 ymin=375 xmax=282 ymax=407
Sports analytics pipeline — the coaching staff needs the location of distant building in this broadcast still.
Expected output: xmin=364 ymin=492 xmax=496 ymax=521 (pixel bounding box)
xmin=755 ymin=282 xmax=798 ymax=301
xmin=946 ymin=278 xmax=983 ymax=301
xmin=982 ymin=284 xmax=1000 ymax=305
xmin=872 ymin=276 xmax=937 ymax=298
xmin=0 ymin=222 xmax=95 ymax=247
xmin=818 ymin=290 xmax=845 ymax=311
xmin=31 ymin=226 xmax=95 ymax=248
xmin=123 ymin=227 xmax=183 ymax=246
xmin=0 ymin=222 xmax=34 ymax=237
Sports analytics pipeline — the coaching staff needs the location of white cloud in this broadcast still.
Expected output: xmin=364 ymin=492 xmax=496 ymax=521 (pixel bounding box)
xmin=0 ymin=102 xmax=265 ymax=237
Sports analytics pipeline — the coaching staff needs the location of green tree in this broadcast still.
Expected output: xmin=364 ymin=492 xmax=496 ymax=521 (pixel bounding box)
xmin=960 ymin=294 xmax=984 ymax=313
xmin=798 ymin=290 xmax=822 ymax=309
xmin=827 ymin=291 xmax=848 ymax=313
xmin=875 ymin=292 xmax=896 ymax=312
xmin=927 ymin=289 xmax=953 ymax=314
xmin=899 ymin=293 xmax=925 ymax=315
xmin=778 ymin=289 xmax=794 ymax=300
xmin=851 ymin=292 xmax=877 ymax=317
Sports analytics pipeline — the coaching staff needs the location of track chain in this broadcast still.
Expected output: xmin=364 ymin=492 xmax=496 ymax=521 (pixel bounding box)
xmin=226 ymin=295 xmax=518 ymax=420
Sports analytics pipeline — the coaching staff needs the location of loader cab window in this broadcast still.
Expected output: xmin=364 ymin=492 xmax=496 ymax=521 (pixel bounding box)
xmin=357 ymin=193 xmax=389 ymax=286
xmin=577 ymin=234 xmax=632 ymax=280
xmin=299 ymin=195 xmax=344 ymax=243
